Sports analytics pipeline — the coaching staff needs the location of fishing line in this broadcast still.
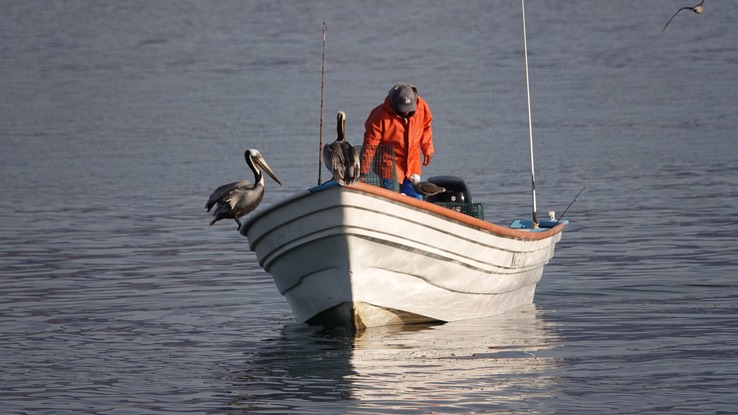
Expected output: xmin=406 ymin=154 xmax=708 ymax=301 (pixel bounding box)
xmin=554 ymin=184 xmax=586 ymax=226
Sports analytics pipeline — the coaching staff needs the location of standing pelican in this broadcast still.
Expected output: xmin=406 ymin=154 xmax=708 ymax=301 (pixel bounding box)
xmin=323 ymin=111 xmax=360 ymax=185
xmin=410 ymin=174 xmax=446 ymax=198
xmin=663 ymin=0 xmax=706 ymax=31
xmin=205 ymin=148 xmax=282 ymax=229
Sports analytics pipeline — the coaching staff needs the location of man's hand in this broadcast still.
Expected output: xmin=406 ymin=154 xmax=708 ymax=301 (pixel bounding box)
xmin=423 ymin=153 xmax=433 ymax=166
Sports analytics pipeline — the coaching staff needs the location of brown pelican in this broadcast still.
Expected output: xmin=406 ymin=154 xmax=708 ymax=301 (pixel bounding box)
xmin=663 ymin=0 xmax=705 ymax=31
xmin=205 ymin=148 xmax=282 ymax=229
xmin=410 ymin=174 xmax=446 ymax=197
xmin=322 ymin=111 xmax=360 ymax=185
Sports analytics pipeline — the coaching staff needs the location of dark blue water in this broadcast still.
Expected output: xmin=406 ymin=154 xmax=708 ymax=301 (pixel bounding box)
xmin=2 ymin=1 xmax=737 ymax=413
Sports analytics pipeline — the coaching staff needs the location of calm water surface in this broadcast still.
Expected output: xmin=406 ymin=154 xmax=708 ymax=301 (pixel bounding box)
xmin=2 ymin=1 xmax=737 ymax=413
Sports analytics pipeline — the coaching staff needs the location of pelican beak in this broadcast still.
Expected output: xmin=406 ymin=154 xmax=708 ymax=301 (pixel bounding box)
xmin=255 ymin=155 xmax=283 ymax=187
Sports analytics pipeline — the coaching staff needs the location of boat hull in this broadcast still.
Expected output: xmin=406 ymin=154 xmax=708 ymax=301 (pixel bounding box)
xmin=241 ymin=182 xmax=565 ymax=328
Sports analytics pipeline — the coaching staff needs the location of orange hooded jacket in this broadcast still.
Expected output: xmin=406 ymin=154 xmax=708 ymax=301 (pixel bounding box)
xmin=361 ymin=95 xmax=434 ymax=182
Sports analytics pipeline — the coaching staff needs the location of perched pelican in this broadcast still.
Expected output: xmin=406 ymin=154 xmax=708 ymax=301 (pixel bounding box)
xmin=410 ymin=174 xmax=446 ymax=198
xmin=663 ymin=0 xmax=705 ymax=31
xmin=205 ymin=148 xmax=282 ymax=229
xmin=322 ymin=111 xmax=360 ymax=185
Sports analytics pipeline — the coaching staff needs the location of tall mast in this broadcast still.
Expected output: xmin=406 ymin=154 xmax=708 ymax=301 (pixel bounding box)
xmin=521 ymin=0 xmax=539 ymax=227
xmin=318 ymin=22 xmax=327 ymax=185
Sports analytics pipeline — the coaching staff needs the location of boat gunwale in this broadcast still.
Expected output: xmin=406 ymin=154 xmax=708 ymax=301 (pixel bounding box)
xmin=241 ymin=182 xmax=565 ymax=241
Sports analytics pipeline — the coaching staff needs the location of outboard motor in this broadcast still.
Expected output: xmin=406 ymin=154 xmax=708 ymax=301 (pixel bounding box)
xmin=425 ymin=175 xmax=472 ymax=203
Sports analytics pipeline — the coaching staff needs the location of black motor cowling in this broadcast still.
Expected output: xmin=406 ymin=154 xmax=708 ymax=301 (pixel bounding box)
xmin=425 ymin=175 xmax=472 ymax=203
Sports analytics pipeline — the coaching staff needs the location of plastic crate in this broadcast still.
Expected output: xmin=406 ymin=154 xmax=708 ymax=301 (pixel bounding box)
xmin=432 ymin=202 xmax=485 ymax=220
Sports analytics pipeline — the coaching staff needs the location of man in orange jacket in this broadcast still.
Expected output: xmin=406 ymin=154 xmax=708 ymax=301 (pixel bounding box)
xmin=360 ymin=83 xmax=434 ymax=199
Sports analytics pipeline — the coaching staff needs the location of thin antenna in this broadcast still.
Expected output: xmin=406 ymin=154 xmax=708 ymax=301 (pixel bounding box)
xmin=318 ymin=21 xmax=327 ymax=185
xmin=521 ymin=0 xmax=539 ymax=228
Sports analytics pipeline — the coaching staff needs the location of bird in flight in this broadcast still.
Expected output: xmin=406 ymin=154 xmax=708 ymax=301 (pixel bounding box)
xmin=663 ymin=0 xmax=706 ymax=31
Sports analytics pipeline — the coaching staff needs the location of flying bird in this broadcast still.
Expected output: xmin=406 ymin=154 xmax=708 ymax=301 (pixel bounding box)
xmin=323 ymin=111 xmax=360 ymax=185
xmin=663 ymin=0 xmax=705 ymax=31
xmin=410 ymin=174 xmax=446 ymax=198
xmin=205 ymin=148 xmax=282 ymax=230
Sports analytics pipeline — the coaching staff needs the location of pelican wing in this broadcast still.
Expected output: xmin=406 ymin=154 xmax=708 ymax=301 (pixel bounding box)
xmin=205 ymin=180 xmax=253 ymax=211
xmin=342 ymin=143 xmax=360 ymax=185
xmin=323 ymin=142 xmax=347 ymax=181
xmin=323 ymin=141 xmax=360 ymax=185
xmin=417 ymin=181 xmax=446 ymax=196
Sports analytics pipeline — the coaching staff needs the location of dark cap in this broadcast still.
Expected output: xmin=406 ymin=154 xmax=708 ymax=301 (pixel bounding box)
xmin=388 ymin=83 xmax=417 ymax=115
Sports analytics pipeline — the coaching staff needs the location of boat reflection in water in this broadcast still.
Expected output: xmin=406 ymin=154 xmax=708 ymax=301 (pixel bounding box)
xmin=228 ymin=305 xmax=562 ymax=413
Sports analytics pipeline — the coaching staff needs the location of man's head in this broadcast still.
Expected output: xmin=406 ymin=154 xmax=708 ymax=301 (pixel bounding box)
xmin=388 ymin=83 xmax=418 ymax=118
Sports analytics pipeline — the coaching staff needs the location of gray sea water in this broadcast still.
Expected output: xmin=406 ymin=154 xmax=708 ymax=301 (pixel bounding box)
xmin=2 ymin=1 xmax=737 ymax=413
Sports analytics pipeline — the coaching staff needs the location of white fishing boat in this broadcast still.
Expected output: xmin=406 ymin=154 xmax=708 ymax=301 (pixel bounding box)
xmin=240 ymin=176 xmax=567 ymax=328
xmin=238 ymin=0 xmax=570 ymax=328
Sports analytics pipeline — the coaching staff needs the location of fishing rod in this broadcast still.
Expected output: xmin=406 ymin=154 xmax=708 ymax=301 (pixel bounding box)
xmin=521 ymin=0 xmax=539 ymax=228
xmin=318 ymin=21 xmax=327 ymax=185
xmin=554 ymin=185 xmax=586 ymax=227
